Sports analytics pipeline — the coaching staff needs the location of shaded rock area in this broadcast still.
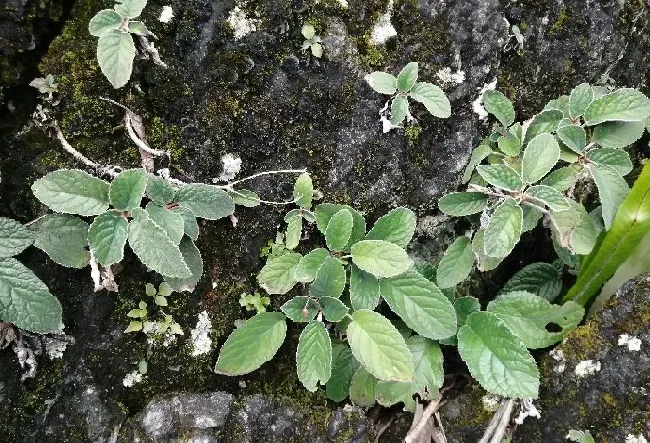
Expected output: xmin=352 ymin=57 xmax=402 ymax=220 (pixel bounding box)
xmin=1 ymin=0 xmax=650 ymax=442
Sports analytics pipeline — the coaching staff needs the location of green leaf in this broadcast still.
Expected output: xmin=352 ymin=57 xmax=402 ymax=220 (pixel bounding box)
xmin=311 ymin=43 xmax=323 ymax=59
xmin=0 ymin=217 xmax=33 ymax=258
xmin=301 ymin=23 xmax=316 ymax=39
xmin=521 ymin=133 xmax=561 ymax=184
xmin=215 ymin=312 xmax=287 ymax=375
xmin=438 ymin=192 xmax=488 ymax=216
xmin=484 ymin=199 xmax=523 ymax=258
xmin=483 ymin=90 xmax=515 ymax=127
xmin=523 ymin=110 xmax=563 ymax=145
xmin=0 ymin=257 xmax=63 ymax=333
xmin=501 ymin=263 xmax=562 ymax=301
xmin=379 ymin=270 xmax=457 ymax=340
xmin=476 ymin=164 xmax=523 ymax=191
xmin=521 ymin=205 xmax=543 ymax=233
xmin=258 ymin=252 xmax=301 ymax=295
xmin=587 ymin=164 xmax=630 ymax=229
xmin=390 ymin=96 xmax=408 ymax=125
xmin=326 ymin=209 xmax=354 ymax=251
xmin=409 ymin=82 xmax=451 ymax=118
xmin=592 ymin=120 xmax=646 ymax=149
xmin=457 ymin=312 xmax=539 ymax=398
xmin=349 ymin=265 xmax=380 ymax=311
xmin=125 ymin=321 xmax=142 ymax=333
xmin=586 ymin=148 xmax=633 ymax=176
xmin=146 ymin=175 xmax=174 ymax=206
xmin=128 ymin=20 xmax=148 ymax=35
xmin=569 ymin=83 xmax=594 ymax=118
xmin=397 ymin=62 xmax=418 ymax=92
xmin=349 ymin=367 xmax=377 ymax=407
xmin=315 ymin=204 xmax=366 ymax=251
xmin=165 ymin=237 xmax=203 ymax=292
xmin=293 ymin=248 xmax=329 ymax=283
xmin=462 ymin=145 xmax=493 ymax=183
xmin=297 ymin=321 xmax=332 ymax=391
xmin=375 ymin=381 xmax=417 ymax=412
xmin=557 ymin=125 xmax=586 ymax=154
xmin=472 ymin=229 xmax=504 ymax=271
xmin=497 ymin=132 xmax=521 ymax=157
xmin=114 ymin=0 xmax=147 ymax=19
xmin=145 ymin=202 xmax=184 ymax=245
xmin=524 ymin=185 xmax=571 ymax=212
xmin=584 ymin=88 xmax=650 ymax=126
xmin=454 ymin=296 xmax=481 ymax=328
xmin=285 ymin=215 xmax=302 ymax=250
xmin=89 ymin=10 xmax=123 ymax=37
xmin=543 ymin=95 xmax=570 ymax=116
xmin=88 ymin=211 xmax=128 ymax=266
xmin=407 ymin=335 xmax=444 ymax=395
xmin=230 ymin=189 xmax=260 ymax=208
xmin=32 ymin=169 xmax=110 ymax=216
xmin=174 ymin=184 xmax=235 ymax=220
xmin=437 ymin=237 xmax=474 ymax=289
xmin=97 ymin=29 xmax=135 ymax=89
xmin=172 ymin=207 xmax=199 ymax=241
xmin=347 ymin=310 xmax=414 ymax=382
xmin=326 ymin=343 xmax=359 ymax=401
xmin=365 ymin=207 xmax=416 ymax=248
xmin=33 ymin=214 xmax=89 ymax=268
xmin=110 ymin=168 xmax=148 ymax=211
xmin=293 ymin=173 xmax=313 ymax=208
xmin=351 ymin=240 xmax=412 ymax=278
xmin=320 ymin=296 xmax=349 ymax=322
xmin=310 ymin=256 xmax=346 ymax=299
xmin=540 ymin=165 xmax=580 ymax=191
xmin=127 ymin=208 xmax=191 ymax=278
xmin=569 ymin=204 xmax=603 ymax=255
xmin=281 ymin=296 xmax=319 ymax=322
xmin=365 ymin=72 xmax=397 ymax=95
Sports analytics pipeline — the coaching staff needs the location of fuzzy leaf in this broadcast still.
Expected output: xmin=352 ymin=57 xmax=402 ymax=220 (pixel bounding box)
xmin=165 ymin=237 xmax=203 ymax=292
xmin=462 ymin=145 xmax=493 ymax=183
xmin=521 ymin=133 xmax=560 ymax=184
xmin=310 ymin=256 xmax=346 ymax=299
xmin=109 ymin=168 xmax=148 ymax=211
xmin=293 ymin=248 xmax=329 ymax=283
xmin=364 ymin=207 xmax=416 ymax=248
xmin=524 ymin=185 xmax=571 ymax=212
xmin=586 ymin=148 xmax=633 ymax=176
xmin=172 ymin=207 xmax=199 ymax=241
xmin=407 ymin=335 xmax=444 ymax=395
xmin=349 ymin=367 xmax=377 ymax=407
xmin=484 ymin=199 xmax=522 ymax=258
xmin=88 ymin=211 xmax=128 ymax=266
xmin=293 ymin=173 xmax=313 ymax=208
xmin=230 ymin=189 xmax=261 ymax=207
xmin=326 ymin=344 xmax=358 ymax=401
xmin=258 ymin=252 xmax=301 ymax=295
xmin=351 ymin=240 xmax=412 ymax=278
xmin=472 ymin=229 xmax=505 ymax=271
xmin=0 ymin=217 xmax=33 ymax=258
xmin=365 ymin=72 xmax=397 ymax=95
xmin=501 ymin=262 xmax=562 ymax=301
xmin=409 ymin=82 xmax=451 ymax=118
xmin=89 ymin=9 xmax=123 ymax=37
xmin=146 ymin=175 xmax=174 ymax=206
xmin=114 ymin=0 xmax=147 ymax=19
xmin=297 ymin=321 xmax=332 ymax=391
xmin=523 ymin=110 xmax=563 ymax=145
xmin=174 ymin=184 xmax=235 ymax=220
xmin=350 ymin=265 xmax=380 ymax=311
xmin=97 ymin=29 xmax=135 ymax=89
xmin=592 ymin=120 xmax=646 ymax=149
xmin=128 ymin=20 xmax=148 ymax=35
xmin=326 ymin=209 xmax=354 ymax=251
xmin=587 ymin=164 xmax=630 ymax=229
xmin=32 ymin=170 xmax=110 ymax=216
xmin=438 ymin=192 xmax=488 ymax=216
xmin=301 ymin=24 xmax=316 ymax=39
xmin=145 ymin=203 xmax=184 ymax=245
xmin=569 ymin=83 xmax=594 ymax=118
xmin=397 ymin=62 xmax=418 ymax=92
xmin=285 ymin=215 xmax=302 ymax=250
xmin=33 ymin=214 xmax=89 ymax=268
xmin=497 ymin=132 xmax=521 ymax=157
xmin=315 ymin=204 xmax=366 ymax=251
xmin=540 ymin=166 xmax=580 ymax=191
xmin=476 ymin=164 xmax=523 ymax=191
xmin=390 ymin=96 xmax=408 ymax=125
xmin=281 ymin=296 xmax=319 ymax=322
xmin=557 ymin=125 xmax=587 ymax=154
xmin=320 ymin=296 xmax=349 ymax=322
xmin=584 ymin=88 xmax=650 ymax=125
xmin=483 ymin=90 xmax=515 ymax=127
xmin=436 ymin=237 xmax=474 ymax=289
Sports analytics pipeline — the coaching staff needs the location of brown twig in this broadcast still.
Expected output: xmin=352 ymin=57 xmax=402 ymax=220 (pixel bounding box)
xmin=405 ymin=397 xmax=442 ymax=443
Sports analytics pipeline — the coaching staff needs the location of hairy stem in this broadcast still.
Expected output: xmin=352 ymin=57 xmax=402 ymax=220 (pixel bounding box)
xmin=218 ymin=169 xmax=307 ymax=188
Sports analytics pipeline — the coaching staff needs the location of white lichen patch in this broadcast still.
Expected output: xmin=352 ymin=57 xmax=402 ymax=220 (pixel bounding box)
xmin=45 ymin=337 xmax=70 ymax=360
xmin=549 ymin=348 xmax=566 ymax=373
xmin=626 ymin=434 xmax=648 ymax=443
xmin=437 ymin=67 xmax=466 ymax=85
xmin=159 ymin=6 xmax=174 ymax=23
xmin=190 ymin=311 xmax=213 ymax=357
xmin=227 ymin=6 xmax=260 ymax=40
xmin=214 ymin=153 xmax=242 ymax=182
xmin=514 ymin=398 xmax=541 ymax=425
xmin=472 ymin=79 xmax=498 ymax=119
xmin=575 ymin=360 xmax=601 ymax=377
xmin=481 ymin=394 xmax=501 ymax=411
xmin=370 ymin=0 xmax=397 ymax=45
xmin=337 ymin=0 xmax=349 ymax=8
xmin=123 ymin=370 xmax=143 ymax=387
xmin=618 ymin=334 xmax=642 ymax=351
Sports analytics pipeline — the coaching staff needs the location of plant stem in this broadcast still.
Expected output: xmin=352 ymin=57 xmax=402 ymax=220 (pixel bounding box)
xmin=217 ymin=169 xmax=307 ymax=188
xmin=489 ymin=399 xmax=515 ymax=443
xmin=228 ymin=189 xmax=298 ymax=206
xmin=53 ymin=122 xmax=120 ymax=177
xmin=405 ymin=397 xmax=442 ymax=443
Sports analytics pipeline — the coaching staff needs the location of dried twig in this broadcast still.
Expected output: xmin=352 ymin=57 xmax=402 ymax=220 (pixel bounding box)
xmin=405 ymin=397 xmax=442 ymax=443
xmin=53 ymin=122 xmax=121 ymax=178
xmin=479 ymin=399 xmax=516 ymax=443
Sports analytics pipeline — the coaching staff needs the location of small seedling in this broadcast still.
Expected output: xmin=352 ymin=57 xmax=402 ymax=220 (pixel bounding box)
xmin=301 ymin=24 xmax=323 ymax=58
xmin=239 ymin=292 xmax=271 ymax=313
xmin=29 ymin=74 xmax=58 ymax=100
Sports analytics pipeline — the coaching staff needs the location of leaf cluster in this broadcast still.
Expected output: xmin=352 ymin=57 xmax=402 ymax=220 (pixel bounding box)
xmin=301 ymin=24 xmax=323 ymax=58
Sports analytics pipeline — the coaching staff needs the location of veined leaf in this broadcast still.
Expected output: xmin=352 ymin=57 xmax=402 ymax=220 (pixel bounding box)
xmin=351 ymin=240 xmax=412 ymax=278
xmin=320 ymin=296 xmax=349 ymax=322
xmin=462 ymin=145 xmax=493 ymax=183
xmin=409 ymin=82 xmax=451 ymax=118
xmin=174 ymin=183 xmax=235 ymax=220
xmin=97 ymin=29 xmax=135 ymax=89
xmin=592 ymin=120 xmax=646 ymax=149
xmin=326 ymin=209 xmax=353 ymax=251
xmin=501 ymin=262 xmax=563 ymax=301
xmin=310 ymin=256 xmax=346 ymax=299
xmin=436 ymin=236 xmax=474 ymax=289
xmin=365 ymin=72 xmax=397 ymax=95
xmin=375 ymin=380 xmax=417 ymax=412
xmin=523 ymin=110 xmax=563 ymax=145
xmin=407 ymin=335 xmax=444 ymax=395
xmin=293 ymin=248 xmax=329 ymax=283
xmin=365 ymin=207 xmax=416 ymax=248
xmin=557 ymin=125 xmax=587 ymax=154
xmin=586 ymin=148 xmax=633 ymax=176
xmin=540 ymin=165 xmax=580 ymax=191
xmin=587 ymin=164 xmax=629 ymax=229
xmin=315 ymin=204 xmax=366 ymax=251
xmin=114 ymin=0 xmax=147 ymax=19
xmin=109 ymin=168 xmax=147 ymax=211
xmin=476 ymin=164 xmax=523 ymax=191
xmin=258 ymin=253 xmax=301 ymax=294
xmin=165 ymin=237 xmax=203 ymax=292
xmin=350 ymin=265 xmax=380 ymax=311
xmin=525 ymin=185 xmax=571 ymax=212
xmin=32 ymin=169 xmax=110 ymax=216
xmin=483 ymin=90 xmax=515 ymax=127
xmin=297 ymin=321 xmax=332 ymax=391
xmin=293 ymin=173 xmax=313 ymax=208
xmin=88 ymin=211 xmax=128 ymax=266
xmin=584 ymin=88 xmax=650 ymax=125
xmin=33 ymin=214 xmax=89 ymax=269
xmin=326 ymin=343 xmax=358 ymax=401
xmin=146 ymin=174 xmax=175 ymax=206
xmin=497 ymin=132 xmax=521 ymax=157
xmin=230 ymin=189 xmax=261 ymax=207
xmin=281 ymin=296 xmax=319 ymax=323
xmin=521 ymin=133 xmax=560 ymax=184
xmin=439 ymin=192 xmax=488 ymax=216
xmin=484 ymin=199 xmax=523 ymax=258
xmin=349 ymin=367 xmax=377 ymax=407
xmin=390 ymin=97 xmax=408 ymax=125
xmin=89 ymin=9 xmax=123 ymax=37
xmin=285 ymin=215 xmax=302 ymax=250
xmin=0 ymin=217 xmax=33 ymax=258
xmin=472 ymin=229 xmax=504 ymax=271
xmin=397 ymin=62 xmax=418 ymax=92
xmin=145 ymin=202 xmax=184 ymax=245
xmin=172 ymin=207 xmax=199 ymax=241
xmin=569 ymin=83 xmax=594 ymax=119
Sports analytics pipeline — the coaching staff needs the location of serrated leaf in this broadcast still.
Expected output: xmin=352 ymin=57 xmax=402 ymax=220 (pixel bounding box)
xmin=540 ymin=165 xmax=580 ymax=191
xmin=437 ymin=237 xmax=474 ymax=289
xmin=438 ymin=192 xmax=488 ymax=216
xmin=375 ymin=380 xmax=417 ymax=412
xmin=483 ymin=90 xmax=515 ymax=127
xmin=88 ymin=211 xmax=128 ymax=266
xmin=351 ymin=240 xmax=412 ymax=278
xmin=501 ymin=263 xmax=562 ymax=301
xmin=293 ymin=248 xmax=329 ymax=282
xmin=97 ymin=29 xmax=135 ymax=89
xmin=364 ymin=207 xmax=416 ymax=248
xmin=407 ymin=335 xmax=443 ymax=395
xmin=476 ymin=164 xmax=523 ymax=191
xmin=301 ymin=23 xmax=315 ymax=39
xmin=524 ymin=185 xmax=571 ymax=212
xmin=326 ymin=343 xmax=358 ymax=401
xmin=315 ymin=204 xmax=366 ymax=251
xmin=497 ymin=132 xmax=521 ymax=157
xmin=230 ymin=189 xmax=261 ymax=207
xmin=172 ymin=207 xmax=199 ymax=241
xmin=457 ymin=312 xmax=539 ymax=398
xmin=592 ymin=120 xmax=646 ymax=149
xmin=114 ymin=0 xmax=147 ymax=18
xmin=215 ymin=312 xmax=286 ymax=375
xmin=281 ymin=296 xmax=319 ymax=322
xmin=349 ymin=367 xmax=377 ymax=407
xmin=569 ymin=204 xmax=603 ymax=255
xmin=584 ymin=88 xmax=650 ymax=125
xmin=543 ymin=95 xmax=570 ymax=116
xmin=89 ymin=9 xmax=123 ymax=37
xmin=33 ymin=214 xmax=89 ymax=268
xmin=441 ymin=296 xmax=481 ymax=346
xmin=484 ymin=199 xmax=522 ymax=258
xmin=146 ymin=174 xmax=174 ymax=206
xmin=397 ymin=62 xmax=418 ymax=92
xmin=326 ymin=209 xmax=353 ymax=251
xmin=110 ymin=168 xmax=148 ymax=211
xmin=390 ymin=96 xmax=408 ymax=125
xmin=0 ymin=257 xmax=63 ymax=333
xmin=293 ymin=173 xmax=313 ymax=208
xmin=258 ymin=252 xmax=301 ymax=295
xmin=310 ymin=256 xmax=346 ymax=299
xmin=557 ymin=125 xmax=586 ymax=154
xmin=297 ymin=321 xmax=332 ymax=391
xmin=462 ymin=145 xmax=493 ymax=183
xmin=523 ymin=110 xmax=563 ymax=145
xmin=145 ymin=202 xmax=184 ymax=245
xmin=586 ymin=148 xmax=633 ymax=176
xmin=165 ymin=237 xmax=203 ymax=292
xmin=285 ymin=215 xmax=302 ymax=250
xmin=0 ymin=217 xmax=33 ymax=258
xmin=174 ymin=183 xmax=235 ymax=220
xmin=128 ymin=207 xmax=191 ymax=278
xmin=569 ymin=83 xmax=594 ymax=118
xmin=347 ymin=310 xmax=414 ymax=382
xmin=522 ymin=133 xmax=561 ymax=184
xmin=472 ymin=229 xmax=504 ymax=271
xmin=320 ymin=296 xmax=349 ymax=322
xmin=521 ymin=205 xmax=543 ymax=233
xmin=365 ymin=72 xmax=397 ymax=95
xmin=350 ymin=265 xmax=380 ymax=311
xmin=409 ymin=82 xmax=451 ymax=118
xmin=488 ymin=291 xmax=584 ymax=348
xmin=32 ymin=170 xmax=110 ymax=216
xmin=587 ymin=164 xmax=630 ymax=229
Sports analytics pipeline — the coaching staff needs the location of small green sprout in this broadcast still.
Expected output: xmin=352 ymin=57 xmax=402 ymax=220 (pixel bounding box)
xmin=30 ymin=74 xmax=58 ymax=99
xmin=566 ymin=430 xmax=595 ymax=443
xmin=239 ymin=292 xmax=271 ymax=313
xmin=301 ymin=24 xmax=323 ymax=58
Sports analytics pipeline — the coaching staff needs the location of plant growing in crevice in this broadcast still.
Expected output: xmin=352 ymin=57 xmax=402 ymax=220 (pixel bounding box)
xmin=239 ymin=292 xmax=271 ymax=314
xmin=365 ymin=62 xmax=451 ymax=132
xmin=29 ymin=74 xmax=58 ymax=100
xmin=301 ymin=24 xmax=323 ymax=58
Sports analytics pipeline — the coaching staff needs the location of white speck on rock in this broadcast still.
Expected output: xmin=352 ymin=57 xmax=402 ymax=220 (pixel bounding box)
xmin=618 ymin=334 xmax=642 ymax=351
xmin=472 ymin=79 xmax=497 ymax=120
xmin=575 ymin=360 xmax=601 ymax=377
xmin=514 ymin=398 xmax=541 ymax=425
xmin=227 ymin=6 xmax=259 ymax=40
xmin=370 ymin=0 xmax=397 ymax=45
xmin=481 ymin=394 xmax=501 ymax=411
xmin=123 ymin=370 xmax=143 ymax=387
xmin=437 ymin=67 xmax=466 ymax=85
xmin=190 ymin=311 xmax=213 ymax=357
xmin=549 ymin=348 xmax=566 ymax=373
xmin=159 ymin=6 xmax=174 ymax=23
xmin=337 ymin=0 xmax=349 ymax=8
xmin=626 ymin=434 xmax=649 ymax=443
xmin=214 ymin=153 xmax=242 ymax=182
xmin=45 ymin=338 xmax=69 ymax=359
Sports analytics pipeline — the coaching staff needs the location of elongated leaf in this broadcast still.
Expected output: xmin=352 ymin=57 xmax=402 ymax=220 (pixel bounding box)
xmin=521 ymin=133 xmax=560 ymax=184
xmin=365 ymin=207 xmax=416 ymax=248
xmin=165 ymin=237 xmax=203 ymax=292
xmin=32 ymin=169 xmax=110 ymax=216
xmin=476 ymin=164 xmax=523 ymax=191
xmin=592 ymin=120 xmax=646 ymax=149
xmin=497 ymin=132 xmax=521 ymax=157
xmin=586 ymin=148 xmax=633 ymax=176
xmin=88 ymin=211 xmax=128 ymax=266
xmin=472 ymin=229 xmax=504 ymax=271
xmin=390 ymin=96 xmax=408 ymax=125
xmin=457 ymin=312 xmax=539 ymax=398
xmin=438 ymin=192 xmax=488 ymax=216
xmin=569 ymin=83 xmax=594 ymax=118
xmin=293 ymin=173 xmax=313 ymax=208
xmin=587 ymin=164 xmax=630 ymax=229
xmin=584 ymin=88 xmax=650 ymax=125
xmin=215 ymin=312 xmax=286 ymax=375
xmin=483 ymin=90 xmax=515 ymax=127
xmin=315 ymin=204 xmax=366 ymax=251
xmin=436 ymin=237 xmax=474 ymax=289
xmin=523 ymin=110 xmax=563 ymax=145
xmin=380 ymin=270 xmax=457 ymax=340
xmin=146 ymin=174 xmax=174 ymax=206
xmin=347 ymin=310 xmax=414 ymax=381
xmin=525 ymin=185 xmax=571 ymax=212
xmin=484 ymin=199 xmax=523 ymax=258
xmin=349 ymin=367 xmax=377 ymax=407
xmin=258 ymin=253 xmax=301 ymax=294
xmin=174 ymin=184 xmax=235 ymax=220
xmin=540 ymin=165 xmax=580 ymax=191
xmin=97 ymin=29 xmax=135 ymax=89
xmin=326 ymin=209 xmax=353 ymax=251
xmin=33 ymin=214 xmax=89 ymax=268
xmin=501 ymin=262 xmax=562 ymax=301
xmin=557 ymin=125 xmax=586 ymax=154
xmin=351 ymin=240 xmax=412 ymax=278
xmin=326 ymin=343 xmax=358 ymax=401
xmin=310 ymin=256 xmax=346 ymax=299
xmin=462 ymin=145 xmax=493 ymax=183
xmin=407 ymin=335 xmax=444 ymax=395
xmin=110 ymin=168 xmax=147 ymax=211
xmin=281 ymin=296 xmax=319 ymax=322
xmin=297 ymin=321 xmax=332 ymax=391
xmin=230 ymin=189 xmax=260 ymax=207
xmin=0 ymin=217 xmax=33 ymax=258
xmin=365 ymin=72 xmax=397 ymax=95
xmin=114 ymin=0 xmax=147 ymax=18
xmin=350 ymin=265 xmax=380 ymax=311
xmin=397 ymin=62 xmax=418 ymax=92
xmin=293 ymin=248 xmax=329 ymax=282
xmin=89 ymin=9 xmax=123 ymax=37
xmin=172 ymin=207 xmax=199 ymax=241
xmin=145 ymin=202 xmax=184 ymax=245
xmin=409 ymin=82 xmax=451 ymax=118
xmin=285 ymin=215 xmax=302 ymax=250
xmin=375 ymin=380 xmax=417 ymax=412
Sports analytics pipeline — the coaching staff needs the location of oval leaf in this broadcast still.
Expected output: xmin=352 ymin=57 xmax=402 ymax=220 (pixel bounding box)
xmin=293 ymin=248 xmax=329 ymax=283
xmin=350 ymin=265 xmax=380 ymax=311
xmin=397 ymin=62 xmax=418 ymax=92
xmin=174 ymin=183 xmax=235 ymax=220
xmin=436 ymin=236 xmax=474 ymax=289
xmin=0 ymin=217 xmax=33 ymax=259
xmin=484 ymin=199 xmax=523 ymax=258
xmin=438 ymin=192 xmax=488 ymax=216
xmin=584 ymin=88 xmax=650 ymax=126
xmin=326 ymin=209 xmax=354 ymax=251
xmin=293 ymin=173 xmax=314 ymax=208
xmin=297 ymin=321 xmax=332 ymax=392
xmin=409 ymin=82 xmax=451 ymax=118
xmin=501 ymin=262 xmax=562 ymax=301
xmin=310 ymin=256 xmax=346 ymax=299
xmin=32 ymin=169 xmax=110 ymax=216
xmin=165 ymin=237 xmax=203 ymax=292
xmin=33 ymin=214 xmax=90 ymax=268
xmin=365 ymin=207 xmax=416 ymax=248
xmin=351 ymin=240 xmax=413 ymax=278
xmin=483 ymin=90 xmax=515 ymax=127
xmin=365 ymin=72 xmax=397 ymax=95
xmin=89 ymin=9 xmax=124 ymax=37
xmin=521 ymin=133 xmax=560 ymax=184
xmin=97 ymin=29 xmax=135 ymax=89
xmin=258 ymin=252 xmax=302 ymax=295
xmin=281 ymin=296 xmax=319 ymax=323
xmin=476 ymin=164 xmax=523 ymax=191
xmin=88 ymin=211 xmax=128 ymax=266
